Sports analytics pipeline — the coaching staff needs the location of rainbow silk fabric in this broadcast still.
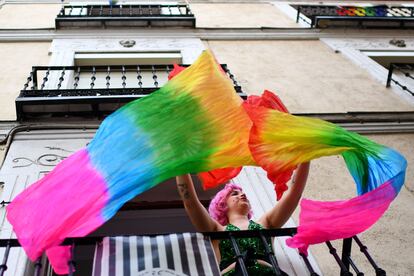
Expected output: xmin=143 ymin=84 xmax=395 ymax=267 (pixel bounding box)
xmin=243 ymin=104 xmax=407 ymax=254
xmin=6 ymin=51 xmax=407 ymax=274
xmin=7 ymin=51 xmax=255 ymax=274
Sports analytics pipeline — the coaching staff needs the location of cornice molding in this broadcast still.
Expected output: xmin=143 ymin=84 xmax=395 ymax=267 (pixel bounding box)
xmin=0 ymin=28 xmax=414 ymax=42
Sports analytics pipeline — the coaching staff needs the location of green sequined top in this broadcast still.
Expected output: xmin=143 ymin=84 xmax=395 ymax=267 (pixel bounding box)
xmin=219 ymin=220 xmax=276 ymax=276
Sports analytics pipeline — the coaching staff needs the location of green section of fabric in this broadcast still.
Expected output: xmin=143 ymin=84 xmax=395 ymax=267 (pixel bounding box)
xmin=123 ymin=82 xmax=217 ymax=182
xmin=219 ymin=221 xmax=275 ymax=276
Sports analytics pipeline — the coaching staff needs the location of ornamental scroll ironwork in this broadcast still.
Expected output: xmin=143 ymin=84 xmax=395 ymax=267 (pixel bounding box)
xmin=12 ymin=147 xmax=73 ymax=168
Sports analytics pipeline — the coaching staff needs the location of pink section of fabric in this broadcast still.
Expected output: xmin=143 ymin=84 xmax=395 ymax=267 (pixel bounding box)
xmin=46 ymin=246 xmax=73 ymax=274
xmin=6 ymin=149 xmax=109 ymax=274
xmin=286 ymin=180 xmax=396 ymax=254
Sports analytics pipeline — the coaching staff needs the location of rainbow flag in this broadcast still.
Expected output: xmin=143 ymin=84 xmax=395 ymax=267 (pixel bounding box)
xmin=7 ymin=51 xmax=255 ymax=274
xmin=243 ymin=104 xmax=407 ymax=253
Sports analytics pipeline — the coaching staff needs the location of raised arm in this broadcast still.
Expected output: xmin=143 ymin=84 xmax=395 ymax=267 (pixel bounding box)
xmin=176 ymin=174 xmax=223 ymax=232
xmin=259 ymin=162 xmax=310 ymax=229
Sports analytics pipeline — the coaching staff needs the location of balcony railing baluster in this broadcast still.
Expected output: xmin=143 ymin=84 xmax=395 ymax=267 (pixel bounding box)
xmin=90 ymin=67 xmax=96 ymax=90
xmin=40 ymin=68 xmax=50 ymax=90
xmin=68 ymin=242 xmax=76 ymax=276
xmin=353 ymin=236 xmax=386 ymax=276
xmin=106 ymin=66 xmax=111 ymax=89
xmin=299 ymin=253 xmax=320 ymax=276
xmin=33 ymin=257 xmax=42 ymax=276
xmin=57 ymin=68 xmax=65 ymax=90
xmin=23 ymin=71 xmax=33 ymax=91
xmin=137 ymin=65 xmax=143 ymax=89
xmin=73 ymin=67 xmax=80 ymax=89
xmin=229 ymin=233 xmax=248 ymax=276
xmin=0 ymin=240 xmax=11 ymax=276
xmin=122 ymin=66 xmax=127 ymax=89
xmin=326 ymin=241 xmax=352 ymax=276
xmin=258 ymin=231 xmax=283 ymax=276
xmin=152 ymin=66 xmax=158 ymax=88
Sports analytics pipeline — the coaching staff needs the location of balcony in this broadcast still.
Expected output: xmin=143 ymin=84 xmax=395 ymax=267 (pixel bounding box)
xmin=0 ymin=228 xmax=386 ymax=276
xmin=293 ymin=5 xmax=414 ymax=28
xmin=16 ymin=64 xmax=245 ymax=121
xmin=55 ymin=4 xmax=195 ymax=29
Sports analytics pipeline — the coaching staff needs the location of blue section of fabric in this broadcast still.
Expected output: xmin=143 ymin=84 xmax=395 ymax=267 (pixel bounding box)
xmin=87 ymin=110 xmax=158 ymax=220
xmin=349 ymin=147 xmax=407 ymax=195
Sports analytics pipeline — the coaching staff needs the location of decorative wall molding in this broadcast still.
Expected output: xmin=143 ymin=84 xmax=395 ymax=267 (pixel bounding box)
xmin=50 ymin=37 xmax=205 ymax=65
xmin=1 ymin=28 xmax=414 ymax=42
xmin=321 ymin=38 xmax=414 ymax=51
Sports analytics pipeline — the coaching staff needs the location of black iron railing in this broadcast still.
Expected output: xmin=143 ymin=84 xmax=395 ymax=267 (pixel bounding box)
xmin=0 ymin=229 xmax=386 ymax=276
xmin=56 ymin=4 xmax=195 ymax=28
xmin=293 ymin=5 xmax=414 ymax=28
xmin=16 ymin=64 xmax=245 ymax=120
xmin=386 ymin=63 xmax=414 ymax=96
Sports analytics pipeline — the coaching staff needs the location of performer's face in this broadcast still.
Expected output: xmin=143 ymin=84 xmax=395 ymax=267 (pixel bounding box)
xmin=226 ymin=189 xmax=250 ymax=214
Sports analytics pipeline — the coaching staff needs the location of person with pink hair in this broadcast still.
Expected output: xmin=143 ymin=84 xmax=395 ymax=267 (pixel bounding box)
xmin=176 ymin=162 xmax=310 ymax=276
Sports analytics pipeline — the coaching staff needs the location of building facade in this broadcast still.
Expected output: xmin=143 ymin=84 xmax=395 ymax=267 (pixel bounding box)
xmin=0 ymin=0 xmax=413 ymax=275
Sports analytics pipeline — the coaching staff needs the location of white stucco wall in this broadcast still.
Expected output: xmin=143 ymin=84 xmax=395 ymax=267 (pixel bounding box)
xmin=0 ymin=4 xmax=61 ymax=29
xmin=0 ymin=42 xmax=51 ymax=120
xmin=206 ymin=40 xmax=414 ymax=113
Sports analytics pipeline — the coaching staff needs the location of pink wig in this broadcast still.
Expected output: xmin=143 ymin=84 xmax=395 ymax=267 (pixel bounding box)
xmin=208 ymin=183 xmax=253 ymax=226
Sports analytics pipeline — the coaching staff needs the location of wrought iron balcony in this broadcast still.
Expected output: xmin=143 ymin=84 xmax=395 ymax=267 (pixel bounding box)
xmin=293 ymin=4 xmax=414 ymax=28
xmin=0 ymin=228 xmax=386 ymax=276
xmin=386 ymin=63 xmax=414 ymax=96
xmin=16 ymin=64 xmax=245 ymax=121
xmin=56 ymin=4 xmax=195 ymax=29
